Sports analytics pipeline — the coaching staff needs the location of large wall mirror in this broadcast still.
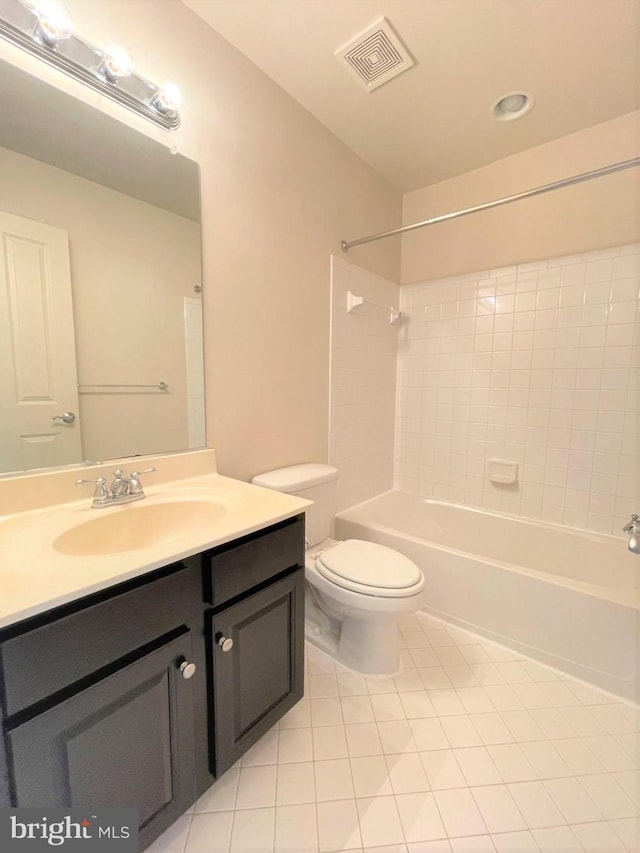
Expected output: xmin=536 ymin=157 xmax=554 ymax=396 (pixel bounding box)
xmin=0 ymin=58 xmax=204 ymax=476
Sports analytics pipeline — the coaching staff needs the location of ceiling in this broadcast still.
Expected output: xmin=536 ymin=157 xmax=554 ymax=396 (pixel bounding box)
xmin=183 ymin=0 xmax=639 ymax=192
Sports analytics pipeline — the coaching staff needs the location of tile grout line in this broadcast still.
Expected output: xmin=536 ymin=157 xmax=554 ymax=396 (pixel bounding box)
xmin=178 ymin=814 xmax=194 ymax=853
xmin=176 ymin=609 xmax=639 ymax=853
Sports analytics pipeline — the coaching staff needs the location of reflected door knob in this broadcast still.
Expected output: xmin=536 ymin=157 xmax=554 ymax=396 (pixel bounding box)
xmin=217 ymin=635 xmax=233 ymax=653
xmin=177 ymin=659 xmax=197 ymax=679
xmin=52 ymin=411 xmax=76 ymax=424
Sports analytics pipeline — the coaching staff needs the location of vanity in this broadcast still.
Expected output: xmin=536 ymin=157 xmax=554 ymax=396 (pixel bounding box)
xmin=0 ymin=32 xmax=312 ymax=851
xmin=0 ymin=450 xmax=310 ymax=849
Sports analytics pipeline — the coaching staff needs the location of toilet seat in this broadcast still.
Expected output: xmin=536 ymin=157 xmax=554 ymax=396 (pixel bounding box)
xmin=315 ymin=539 xmax=424 ymax=597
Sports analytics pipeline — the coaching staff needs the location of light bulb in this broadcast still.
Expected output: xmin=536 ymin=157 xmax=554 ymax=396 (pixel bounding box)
xmin=33 ymin=0 xmax=74 ymax=46
xmin=151 ymin=83 xmax=181 ymax=115
xmin=99 ymin=45 xmax=134 ymax=81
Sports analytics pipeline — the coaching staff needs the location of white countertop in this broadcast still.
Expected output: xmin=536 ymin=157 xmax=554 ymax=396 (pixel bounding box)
xmin=0 ymin=471 xmax=310 ymax=630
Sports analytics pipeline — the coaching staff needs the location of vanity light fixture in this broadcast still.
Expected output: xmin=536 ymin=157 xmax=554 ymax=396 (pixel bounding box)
xmin=0 ymin=0 xmax=181 ymax=129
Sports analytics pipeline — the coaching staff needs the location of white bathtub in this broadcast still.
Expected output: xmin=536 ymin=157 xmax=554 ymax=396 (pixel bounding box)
xmin=334 ymin=491 xmax=640 ymax=702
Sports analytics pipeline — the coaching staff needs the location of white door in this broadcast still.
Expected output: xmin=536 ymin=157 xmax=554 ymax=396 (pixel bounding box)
xmin=0 ymin=211 xmax=82 ymax=472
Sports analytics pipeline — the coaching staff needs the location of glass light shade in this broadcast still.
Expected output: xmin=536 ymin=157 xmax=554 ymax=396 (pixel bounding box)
xmin=33 ymin=0 xmax=73 ymax=45
xmin=152 ymin=83 xmax=181 ymax=114
xmin=100 ymin=45 xmax=134 ymax=81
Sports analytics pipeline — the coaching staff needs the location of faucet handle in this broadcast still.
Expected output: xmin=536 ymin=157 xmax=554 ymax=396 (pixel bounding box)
xmin=75 ymin=476 xmax=107 ymax=487
xmin=75 ymin=476 xmax=109 ymax=503
xmin=128 ymin=466 xmax=156 ymax=495
xmin=623 ymin=514 xmax=640 ymax=555
xmin=129 ymin=467 xmax=156 ymax=477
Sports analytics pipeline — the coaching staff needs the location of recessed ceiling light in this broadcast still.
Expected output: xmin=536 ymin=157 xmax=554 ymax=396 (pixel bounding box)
xmin=491 ymin=91 xmax=535 ymax=121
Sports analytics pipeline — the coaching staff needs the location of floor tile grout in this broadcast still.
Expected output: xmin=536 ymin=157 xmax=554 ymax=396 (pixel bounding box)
xmin=147 ymin=610 xmax=639 ymax=853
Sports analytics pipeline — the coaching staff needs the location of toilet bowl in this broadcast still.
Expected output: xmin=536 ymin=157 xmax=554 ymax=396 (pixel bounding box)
xmin=305 ymin=537 xmax=425 ymax=673
xmin=251 ymin=464 xmax=426 ymax=675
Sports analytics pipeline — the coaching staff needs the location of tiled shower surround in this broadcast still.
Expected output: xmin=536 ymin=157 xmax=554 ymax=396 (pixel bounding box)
xmin=396 ymin=244 xmax=640 ymax=535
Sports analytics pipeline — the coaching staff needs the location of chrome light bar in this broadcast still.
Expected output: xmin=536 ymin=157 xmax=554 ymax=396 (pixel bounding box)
xmin=0 ymin=0 xmax=181 ymax=130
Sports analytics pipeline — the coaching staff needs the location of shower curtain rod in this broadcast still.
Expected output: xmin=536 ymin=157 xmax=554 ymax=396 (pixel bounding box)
xmin=340 ymin=157 xmax=640 ymax=252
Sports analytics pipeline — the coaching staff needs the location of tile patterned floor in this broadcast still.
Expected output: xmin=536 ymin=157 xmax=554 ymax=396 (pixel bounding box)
xmin=148 ymin=613 xmax=640 ymax=853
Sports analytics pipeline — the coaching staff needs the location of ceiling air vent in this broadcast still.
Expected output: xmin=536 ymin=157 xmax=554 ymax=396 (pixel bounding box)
xmin=335 ymin=17 xmax=415 ymax=92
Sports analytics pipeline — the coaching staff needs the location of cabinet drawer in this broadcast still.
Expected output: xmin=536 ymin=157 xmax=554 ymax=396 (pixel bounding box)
xmin=0 ymin=566 xmax=190 ymax=717
xmin=203 ymin=515 xmax=304 ymax=607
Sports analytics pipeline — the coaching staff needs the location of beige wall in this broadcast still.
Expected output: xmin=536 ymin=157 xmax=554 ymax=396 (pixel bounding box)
xmin=0 ymin=0 xmax=401 ymax=482
xmin=0 ymin=145 xmax=200 ymax=462
xmin=402 ymin=112 xmax=640 ymax=284
xmin=329 ymin=257 xmax=400 ymax=513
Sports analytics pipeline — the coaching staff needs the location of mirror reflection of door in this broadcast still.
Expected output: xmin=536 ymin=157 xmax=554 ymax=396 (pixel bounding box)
xmin=0 ymin=210 xmax=82 ymax=472
xmin=0 ymin=58 xmax=204 ymax=475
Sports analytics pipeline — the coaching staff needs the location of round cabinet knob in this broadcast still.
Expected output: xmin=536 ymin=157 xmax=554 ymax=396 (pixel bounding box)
xmin=178 ymin=660 xmax=197 ymax=679
xmin=218 ymin=635 xmax=233 ymax=653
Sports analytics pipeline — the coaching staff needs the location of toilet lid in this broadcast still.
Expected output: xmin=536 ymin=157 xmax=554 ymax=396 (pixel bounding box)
xmin=316 ymin=540 xmax=422 ymax=591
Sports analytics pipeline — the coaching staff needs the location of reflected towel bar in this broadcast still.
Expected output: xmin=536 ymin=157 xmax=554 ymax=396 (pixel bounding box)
xmin=78 ymin=382 xmax=169 ymax=391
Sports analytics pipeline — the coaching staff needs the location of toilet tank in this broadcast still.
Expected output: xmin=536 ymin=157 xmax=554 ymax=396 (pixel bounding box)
xmin=251 ymin=464 xmax=338 ymax=546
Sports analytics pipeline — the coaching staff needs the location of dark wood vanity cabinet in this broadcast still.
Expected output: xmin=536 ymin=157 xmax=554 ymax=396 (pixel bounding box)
xmin=0 ymin=563 xmax=199 ymax=850
xmin=203 ymin=514 xmax=305 ymax=776
xmin=209 ymin=569 xmax=304 ymax=774
xmin=8 ymin=632 xmax=196 ymax=850
xmin=0 ymin=513 xmax=305 ymax=851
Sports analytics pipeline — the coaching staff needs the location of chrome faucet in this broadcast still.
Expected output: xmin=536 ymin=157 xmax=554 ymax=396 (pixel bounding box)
xmin=76 ymin=467 xmax=156 ymax=508
xmin=623 ymin=514 xmax=640 ymax=555
xmin=110 ymin=468 xmax=130 ymax=498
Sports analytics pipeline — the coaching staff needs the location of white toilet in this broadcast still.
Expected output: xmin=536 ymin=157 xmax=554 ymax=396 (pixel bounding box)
xmin=251 ymin=464 xmax=425 ymax=675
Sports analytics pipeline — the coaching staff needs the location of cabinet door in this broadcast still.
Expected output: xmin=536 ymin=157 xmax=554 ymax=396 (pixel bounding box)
xmin=8 ymin=632 xmax=196 ymax=849
xmin=210 ymin=568 xmax=304 ymax=775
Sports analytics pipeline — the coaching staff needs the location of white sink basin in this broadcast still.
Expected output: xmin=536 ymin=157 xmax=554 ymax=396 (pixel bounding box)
xmin=53 ymin=500 xmax=227 ymax=556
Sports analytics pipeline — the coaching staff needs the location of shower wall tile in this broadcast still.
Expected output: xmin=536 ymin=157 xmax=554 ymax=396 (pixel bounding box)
xmin=330 ymin=256 xmax=400 ymax=512
xmin=395 ymin=244 xmax=640 ymax=536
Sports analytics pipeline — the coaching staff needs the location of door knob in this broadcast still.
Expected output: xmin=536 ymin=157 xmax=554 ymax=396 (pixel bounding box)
xmin=217 ymin=634 xmax=233 ymax=653
xmin=52 ymin=411 xmax=76 ymax=424
xmin=177 ymin=658 xmax=197 ymax=679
